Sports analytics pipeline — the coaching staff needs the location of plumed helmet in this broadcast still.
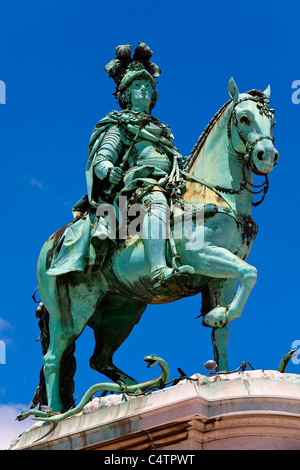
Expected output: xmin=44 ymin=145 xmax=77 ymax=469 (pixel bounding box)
xmin=104 ymin=42 xmax=161 ymax=109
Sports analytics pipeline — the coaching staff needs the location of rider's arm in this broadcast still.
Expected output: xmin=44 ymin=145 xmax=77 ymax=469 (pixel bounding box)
xmin=93 ymin=125 xmax=123 ymax=180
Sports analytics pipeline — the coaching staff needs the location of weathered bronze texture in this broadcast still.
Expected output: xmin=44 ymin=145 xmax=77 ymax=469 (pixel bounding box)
xmin=22 ymin=43 xmax=278 ymax=420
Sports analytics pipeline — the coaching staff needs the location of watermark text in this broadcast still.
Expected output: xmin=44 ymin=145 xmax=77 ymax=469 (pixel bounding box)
xmin=0 ymin=80 xmax=6 ymax=104
xmin=291 ymin=340 xmax=300 ymax=365
xmin=291 ymin=80 xmax=300 ymax=104
xmin=0 ymin=340 xmax=6 ymax=364
xmin=95 ymin=196 xmax=205 ymax=251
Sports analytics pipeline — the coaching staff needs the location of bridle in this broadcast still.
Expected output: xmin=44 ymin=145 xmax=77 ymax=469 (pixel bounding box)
xmin=182 ymin=94 xmax=276 ymax=207
xmin=226 ymin=95 xmax=275 ymax=206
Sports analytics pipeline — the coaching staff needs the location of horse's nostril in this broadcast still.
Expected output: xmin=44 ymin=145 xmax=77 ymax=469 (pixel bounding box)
xmin=257 ymin=151 xmax=264 ymax=161
xmin=274 ymin=152 xmax=279 ymax=163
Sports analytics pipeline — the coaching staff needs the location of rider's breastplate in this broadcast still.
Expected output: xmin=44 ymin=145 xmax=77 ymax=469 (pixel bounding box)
xmin=131 ymin=139 xmax=172 ymax=174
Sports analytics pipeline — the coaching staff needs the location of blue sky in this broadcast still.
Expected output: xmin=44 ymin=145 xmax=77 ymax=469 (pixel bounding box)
xmin=1 ymin=0 xmax=300 ymax=449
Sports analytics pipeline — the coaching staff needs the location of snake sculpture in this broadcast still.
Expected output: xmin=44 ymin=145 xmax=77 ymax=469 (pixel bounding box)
xmin=278 ymin=349 xmax=297 ymax=373
xmin=17 ymin=354 xmax=170 ymax=422
xmin=17 ymin=349 xmax=296 ymax=423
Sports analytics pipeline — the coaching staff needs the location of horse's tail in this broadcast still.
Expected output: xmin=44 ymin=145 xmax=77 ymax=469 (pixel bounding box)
xmin=30 ymin=301 xmax=76 ymax=411
xmin=30 ymin=302 xmax=48 ymax=409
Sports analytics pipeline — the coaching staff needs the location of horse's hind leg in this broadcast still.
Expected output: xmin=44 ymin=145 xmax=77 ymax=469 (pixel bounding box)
xmin=88 ymin=297 xmax=147 ymax=385
xmin=43 ymin=317 xmax=76 ymax=412
xmin=41 ymin=275 xmax=104 ymax=412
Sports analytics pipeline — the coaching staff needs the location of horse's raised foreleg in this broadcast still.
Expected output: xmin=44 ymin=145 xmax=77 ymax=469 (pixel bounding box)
xmin=195 ymin=245 xmax=257 ymax=328
xmin=88 ymin=298 xmax=147 ymax=385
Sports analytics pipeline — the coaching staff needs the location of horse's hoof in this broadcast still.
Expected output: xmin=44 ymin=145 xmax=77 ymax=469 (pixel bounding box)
xmin=202 ymin=306 xmax=228 ymax=328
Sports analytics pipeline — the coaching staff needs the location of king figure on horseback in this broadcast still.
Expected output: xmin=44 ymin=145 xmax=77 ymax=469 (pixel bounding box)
xmin=47 ymin=42 xmax=194 ymax=289
xmin=22 ymin=40 xmax=278 ymax=417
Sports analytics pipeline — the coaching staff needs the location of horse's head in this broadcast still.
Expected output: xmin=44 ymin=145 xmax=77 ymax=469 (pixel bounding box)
xmin=227 ymin=77 xmax=279 ymax=175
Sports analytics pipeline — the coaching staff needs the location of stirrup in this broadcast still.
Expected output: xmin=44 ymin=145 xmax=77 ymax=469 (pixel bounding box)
xmin=151 ymin=265 xmax=195 ymax=289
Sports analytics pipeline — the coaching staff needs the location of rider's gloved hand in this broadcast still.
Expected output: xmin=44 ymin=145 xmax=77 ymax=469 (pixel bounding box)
xmin=177 ymin=154 xmax=187 ymax=169
xmin=109 ymin=167 xmax=124 ymax=185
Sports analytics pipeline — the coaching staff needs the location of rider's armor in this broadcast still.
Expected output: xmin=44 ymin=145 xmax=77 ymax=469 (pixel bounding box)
xmin=91 ymin=111 xmax=193 ymax=287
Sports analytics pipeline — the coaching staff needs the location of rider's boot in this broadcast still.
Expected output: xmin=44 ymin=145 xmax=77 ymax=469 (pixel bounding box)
xmin=142 ymin=201 xmax=194 ymax=289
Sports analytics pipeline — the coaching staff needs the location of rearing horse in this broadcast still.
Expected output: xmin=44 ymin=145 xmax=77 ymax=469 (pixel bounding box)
xmin=32 ymin=78 xmax=278 ymax=414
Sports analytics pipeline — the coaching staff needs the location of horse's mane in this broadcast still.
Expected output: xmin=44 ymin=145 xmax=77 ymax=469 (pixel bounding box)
xmin=184 ymin=89 xmax=265 ymax=172
xmin=184 ymin=99 xmax=231 ymax=172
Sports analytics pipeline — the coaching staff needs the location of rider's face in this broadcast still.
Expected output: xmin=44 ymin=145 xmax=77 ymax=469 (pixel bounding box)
xmin=130 ymin=79 xmax=153 ymax=109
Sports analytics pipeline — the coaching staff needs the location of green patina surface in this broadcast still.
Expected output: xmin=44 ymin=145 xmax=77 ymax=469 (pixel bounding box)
xmin=22 ymin=43 xmax=279 ymax=420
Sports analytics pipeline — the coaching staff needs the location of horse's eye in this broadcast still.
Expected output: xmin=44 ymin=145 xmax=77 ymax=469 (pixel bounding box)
xmin=240 ymin=115 xmax=251 ymax=126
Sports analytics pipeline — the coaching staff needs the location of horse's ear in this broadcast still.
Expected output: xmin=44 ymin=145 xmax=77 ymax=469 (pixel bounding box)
xmin=228 ymin=77 xmax=239 ymax=103
xmin=263 ymin=84 xmax=271 ymax=99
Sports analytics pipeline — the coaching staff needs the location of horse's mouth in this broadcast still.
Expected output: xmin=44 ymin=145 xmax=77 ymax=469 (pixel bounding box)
xmin=251 ymin=160 xmax=274 ymax=176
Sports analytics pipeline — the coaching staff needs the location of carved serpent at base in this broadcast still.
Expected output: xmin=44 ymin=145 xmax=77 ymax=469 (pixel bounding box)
xmin=17 ymin=354 xmax=170 ymax=422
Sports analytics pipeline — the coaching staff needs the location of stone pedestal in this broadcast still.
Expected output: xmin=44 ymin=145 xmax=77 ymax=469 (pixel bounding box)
xmin=10 ymin=370 xmax=300 ymax=450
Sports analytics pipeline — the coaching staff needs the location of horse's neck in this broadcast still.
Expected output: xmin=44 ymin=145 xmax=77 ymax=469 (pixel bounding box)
xmin=185 ymin=106 xmax=253 ymax=216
